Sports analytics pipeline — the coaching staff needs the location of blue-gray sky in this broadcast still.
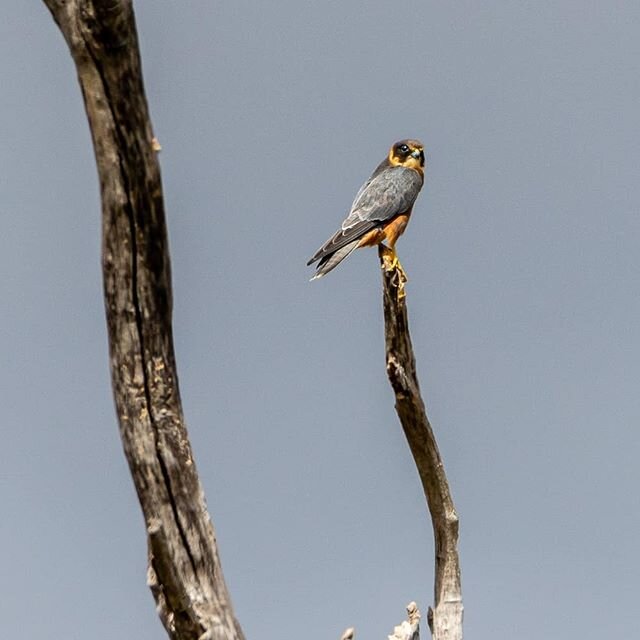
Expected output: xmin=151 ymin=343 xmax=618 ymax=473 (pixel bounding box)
xmin=2 ymin=2 xmax=640 ymax=638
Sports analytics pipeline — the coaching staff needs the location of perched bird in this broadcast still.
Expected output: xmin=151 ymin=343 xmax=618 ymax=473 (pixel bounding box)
xmin=307 ymin=139 xmax=425 ymax=281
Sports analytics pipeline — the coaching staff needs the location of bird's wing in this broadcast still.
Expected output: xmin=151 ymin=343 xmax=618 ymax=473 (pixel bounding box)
xmin=343 ymin=165 xmax=422 ymax=229
xmin=307 ymin=166 xmax=422 ymax=265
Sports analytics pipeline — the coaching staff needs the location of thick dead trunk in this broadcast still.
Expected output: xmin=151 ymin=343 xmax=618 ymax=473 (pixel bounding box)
xmin=42 ymin=2 xmax=244 ymax=639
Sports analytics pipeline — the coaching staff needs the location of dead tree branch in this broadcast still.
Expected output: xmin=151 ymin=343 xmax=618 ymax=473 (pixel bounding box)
xmin=42 ymin=2 xmax=244 ymax=638
xmin=387 ymin=601 xmax=421 ymax=640
xmin=379 ymin=248 xmax=463 ymax=640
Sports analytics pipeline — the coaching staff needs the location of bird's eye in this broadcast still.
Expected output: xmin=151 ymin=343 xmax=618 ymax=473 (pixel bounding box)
xmin=399 ymin=144 xmax=409 ymax=153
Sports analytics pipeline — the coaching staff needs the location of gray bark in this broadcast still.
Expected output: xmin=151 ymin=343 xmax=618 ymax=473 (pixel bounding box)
xmin=41 ymin=2 xmax=244 ymax=639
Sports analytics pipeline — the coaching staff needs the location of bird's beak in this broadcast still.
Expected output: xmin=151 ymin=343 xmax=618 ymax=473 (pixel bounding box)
xmin=411 ymin=149 xmax=425 ymax=164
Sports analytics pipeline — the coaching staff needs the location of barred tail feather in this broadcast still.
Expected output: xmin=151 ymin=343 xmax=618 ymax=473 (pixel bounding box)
xmin=310 ymin=241 xmax=359 ymax=280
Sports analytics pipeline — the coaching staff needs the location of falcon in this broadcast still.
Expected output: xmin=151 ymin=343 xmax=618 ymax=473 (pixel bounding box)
xmin=307 ymin=139 xmax=425 ymax=281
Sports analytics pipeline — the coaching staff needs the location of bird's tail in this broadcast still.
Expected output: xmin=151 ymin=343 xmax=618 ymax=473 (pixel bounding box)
xmin=310 ymin=241 xmax=359 ymax=281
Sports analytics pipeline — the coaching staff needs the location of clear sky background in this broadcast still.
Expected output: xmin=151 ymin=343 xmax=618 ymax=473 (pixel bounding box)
xmin=2 ymin=2 xmax=639 ymax=639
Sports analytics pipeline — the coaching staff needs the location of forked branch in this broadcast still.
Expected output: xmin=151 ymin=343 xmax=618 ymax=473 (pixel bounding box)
xmin=379 ymin=248 xmax=463 ymax=640
xmin=42 ymin=2 xmax=243 ymax=639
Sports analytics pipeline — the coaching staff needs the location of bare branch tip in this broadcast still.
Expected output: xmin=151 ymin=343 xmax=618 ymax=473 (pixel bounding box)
xmin=406 ymin=601 xmax=421 ymax=624
xmin=388 ymin=602 xmax=421 ymax=640
xmin=340 ymin=626 xmax=355 ymax=640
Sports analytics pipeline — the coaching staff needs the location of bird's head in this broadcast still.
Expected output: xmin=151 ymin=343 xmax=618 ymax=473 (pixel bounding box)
xmin=388 ymin=139 xmax=425 ymax=171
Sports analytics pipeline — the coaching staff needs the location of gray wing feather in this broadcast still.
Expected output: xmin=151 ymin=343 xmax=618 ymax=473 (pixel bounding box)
xmin=309 ymin=241 xmax=360 ymax=280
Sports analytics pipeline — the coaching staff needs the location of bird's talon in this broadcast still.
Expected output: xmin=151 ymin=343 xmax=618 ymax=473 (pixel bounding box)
xmin=381 ymin=246 xmax=408 ymax=297
xmin=380 ymin=246 xmax=398 ymax=272
xmin=393 ymin=267 xmax=408 ymax=298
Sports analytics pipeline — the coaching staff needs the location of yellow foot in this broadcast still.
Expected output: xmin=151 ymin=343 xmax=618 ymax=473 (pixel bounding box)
xmin=380 ymin=245 xmax=408 ymax=297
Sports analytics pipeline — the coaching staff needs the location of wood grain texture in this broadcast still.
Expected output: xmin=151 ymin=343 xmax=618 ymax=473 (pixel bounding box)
xmin=42 ymin=2 xmax=244 ymax=639
xmin=379 ymin=247 xmax=464 ymax=640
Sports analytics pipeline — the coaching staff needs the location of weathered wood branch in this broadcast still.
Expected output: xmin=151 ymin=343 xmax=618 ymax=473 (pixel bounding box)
xmin=42 ymin=2 xmax=244 ymax=638
xmin=379 ymin=248 xmax=463 ymax=640
xmin=387 ymin=601 xmax=421 ymax=640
